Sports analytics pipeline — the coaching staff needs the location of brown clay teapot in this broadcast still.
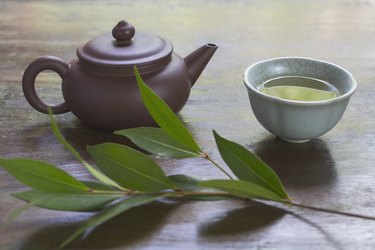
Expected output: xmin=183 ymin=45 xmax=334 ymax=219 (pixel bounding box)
xmin=22 ymin=20 xmax=217 ymax=130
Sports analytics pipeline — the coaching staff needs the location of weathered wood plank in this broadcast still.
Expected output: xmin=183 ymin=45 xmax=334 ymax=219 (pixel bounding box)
xmin=1 ymin=0 xmax=375 ymax=249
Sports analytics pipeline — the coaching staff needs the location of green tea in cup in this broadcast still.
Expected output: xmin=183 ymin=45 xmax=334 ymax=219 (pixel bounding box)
xmin=258 ymin=76 xmax=339 ymax=101
xmin=244 ymin=57 xmax=357 ymax=142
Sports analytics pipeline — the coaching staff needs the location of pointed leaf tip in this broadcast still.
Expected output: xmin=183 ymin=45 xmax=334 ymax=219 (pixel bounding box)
xmin=213 ymin=131 xmax=289 ymax=199
xmin=48 ymin=108 xmax=124 ymax=190
xmin=133 ymin=66 xmax=201 ymax=154
xmin=0 ymin=158 xmax=87 ymax=193
xmin=199 ymin=179 xmax=284 ymax=202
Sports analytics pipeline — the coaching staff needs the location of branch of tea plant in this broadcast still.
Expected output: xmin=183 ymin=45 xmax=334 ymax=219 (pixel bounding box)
xmin=97 ymin=186 xmax=375 ymax=221
xmin=287 ymin=201 xmax=375 ymax=221
xmin=201 ymin=152 xmax=234 ymax=180
xmin=90 ymin=186 xmax=375 ymax=221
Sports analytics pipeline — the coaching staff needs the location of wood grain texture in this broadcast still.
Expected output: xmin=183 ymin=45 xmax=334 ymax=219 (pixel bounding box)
xmin=1 ymin=0 xmax=375 ymax=249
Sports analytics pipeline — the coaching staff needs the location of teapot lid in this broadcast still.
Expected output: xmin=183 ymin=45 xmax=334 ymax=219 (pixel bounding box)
xmin=76 ymin=20 xmax=173 ymax=68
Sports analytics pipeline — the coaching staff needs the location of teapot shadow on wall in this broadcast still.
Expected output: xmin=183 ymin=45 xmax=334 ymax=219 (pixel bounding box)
xmin=22 ymin=20 xmax=217 ymax=131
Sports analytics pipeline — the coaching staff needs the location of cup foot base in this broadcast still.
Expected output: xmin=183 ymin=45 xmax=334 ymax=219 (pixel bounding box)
xmin=279 ymin=137 xmax=310 ymax=143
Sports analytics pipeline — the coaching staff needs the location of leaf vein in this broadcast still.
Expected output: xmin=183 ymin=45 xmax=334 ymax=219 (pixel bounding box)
xmin=96 ymin=153 xmax=172 ymax=189
xmin=221 ymin=143 xmax=285 ymax=197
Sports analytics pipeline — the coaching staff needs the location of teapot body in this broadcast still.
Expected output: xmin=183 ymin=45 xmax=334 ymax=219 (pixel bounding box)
xmin=62 ymin=53 xmax=191 ymax=130
xmin=21 ymin=20 xmax=217 ymax=130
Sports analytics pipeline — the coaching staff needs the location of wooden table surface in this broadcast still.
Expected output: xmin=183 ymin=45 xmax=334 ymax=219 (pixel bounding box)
xmin=1 ymin=0 xmax=375 ymax=249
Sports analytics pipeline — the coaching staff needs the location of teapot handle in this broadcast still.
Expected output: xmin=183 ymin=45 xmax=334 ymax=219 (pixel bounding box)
xmin=22 ymin=56 xmax=70 ymax=114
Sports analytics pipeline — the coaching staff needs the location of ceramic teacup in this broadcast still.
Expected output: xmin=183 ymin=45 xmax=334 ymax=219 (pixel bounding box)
xmin=243 ymin=57 xmax=357 ymax=143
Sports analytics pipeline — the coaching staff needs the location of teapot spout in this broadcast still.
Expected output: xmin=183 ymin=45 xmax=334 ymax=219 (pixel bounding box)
xmin=184 ymin=43 xmax=218 ymax=87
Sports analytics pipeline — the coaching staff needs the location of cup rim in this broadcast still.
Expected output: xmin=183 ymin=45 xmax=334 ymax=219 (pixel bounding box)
xmin=243 ymin=56 xmax=357 ymax=106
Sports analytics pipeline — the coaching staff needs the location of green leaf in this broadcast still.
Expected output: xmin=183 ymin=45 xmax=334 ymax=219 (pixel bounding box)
xmin=134 ymin=66 xmax=201 ymax=153
xmin=48 ymin=108 xmax=124 ymax=191
xmin=169 ymin=174 xmax=229 ymax=201
xmin=115 ymin=127 xmax=201 ymax=158
xmin=0 ymin=158 xmax=88 ymax=193
xmin=87 ymin=143 xmax=176 ymax=191
xmin=213 ymin=131 xmax=289 ymax=199
xmin=60 ymin=194 xmax=162 ymax=248
xmin=81 ymin=181 xmax=116 ymax=191
xmin=169 ymin=174 xmax=200 ymax=191
xmin=199 ymin=180 xmax=285 ymax=202
xmin=12 ymin=190 xmax=122 ymax=211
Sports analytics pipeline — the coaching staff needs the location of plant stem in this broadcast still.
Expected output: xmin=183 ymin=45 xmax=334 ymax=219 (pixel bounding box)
xmin=90 ymin=190 xmax=127 ymax=195
xmin=174 ymin=191 xmax=234 ymax=197
xmin=288 ymin=201 xmax=375 ymax=221
xmin=89 ymin=189 xmax=375 ymax=221
xmin=90 ymin=189 xmax=233 ymax=197
xmin=202 ymin=153 xmax=234 ymax=180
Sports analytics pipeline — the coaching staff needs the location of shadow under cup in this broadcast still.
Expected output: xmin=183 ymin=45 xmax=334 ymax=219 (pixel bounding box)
xmin=244 ymin=57 xmax=357 ymax=143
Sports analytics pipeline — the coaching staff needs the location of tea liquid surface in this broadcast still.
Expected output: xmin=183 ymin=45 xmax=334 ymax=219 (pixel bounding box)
xmin=258 ymin=76 xmax=339 ymax=101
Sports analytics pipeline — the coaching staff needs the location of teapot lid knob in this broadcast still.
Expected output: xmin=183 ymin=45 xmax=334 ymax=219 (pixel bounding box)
xmin=112 ymin=20 xmax=135 ymax=41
